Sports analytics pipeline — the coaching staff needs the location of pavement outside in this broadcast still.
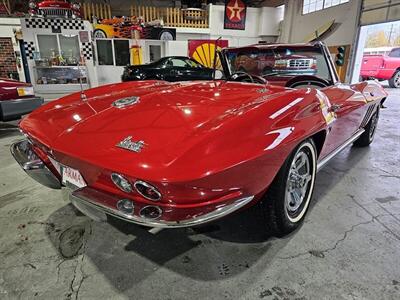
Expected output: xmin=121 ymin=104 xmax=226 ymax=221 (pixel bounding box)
xmin=0 ymin=88 xmax=399 ymax=300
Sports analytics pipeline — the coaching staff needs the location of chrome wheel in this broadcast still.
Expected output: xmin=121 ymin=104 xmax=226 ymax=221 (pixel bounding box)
xmin=394 ymin=72 xmax=400 ymax=88
xmin=284 ymin=143 xmax=316 ymax=222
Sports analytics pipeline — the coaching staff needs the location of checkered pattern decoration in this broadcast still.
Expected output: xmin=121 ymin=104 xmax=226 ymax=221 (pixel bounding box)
xmin=81 ymin=42 xmax=92 ymax=61
xmin=25 ymin=18 xmax=84 ymax=31
xmin=24 ymin=41 xmax=36 ymax=60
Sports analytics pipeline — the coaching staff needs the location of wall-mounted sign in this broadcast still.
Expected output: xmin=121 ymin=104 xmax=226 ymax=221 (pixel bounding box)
xmin=224 ymin=0 xmax=247 ymax=30
xmin=79 ymin=31 xmax=90 ymax=43
xmin=188 ymin=40 xmax=229 ymax=68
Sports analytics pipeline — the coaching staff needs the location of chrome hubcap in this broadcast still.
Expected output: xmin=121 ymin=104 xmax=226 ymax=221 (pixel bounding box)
xmin=394 ymin=72 xmax=400 ymax=87
xmin=285 ymin=152 xmax=312 ymax=214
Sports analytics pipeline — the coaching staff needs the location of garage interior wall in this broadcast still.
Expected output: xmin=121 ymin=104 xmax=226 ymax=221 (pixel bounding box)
xmin=360 ymin=0 xmax=400 ymax=25
xmin=279 ymin=0 xmax=362 ymax=46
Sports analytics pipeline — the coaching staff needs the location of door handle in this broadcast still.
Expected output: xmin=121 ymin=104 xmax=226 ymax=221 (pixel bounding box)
xmin=329 ymin=104 xmax=342 ymax=113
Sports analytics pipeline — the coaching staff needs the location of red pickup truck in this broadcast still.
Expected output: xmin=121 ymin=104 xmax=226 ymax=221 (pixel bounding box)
xmin=0 ymin=79 xmax=43 ymax=121
xmin=360 ymin=47 xmax=400 ymax=88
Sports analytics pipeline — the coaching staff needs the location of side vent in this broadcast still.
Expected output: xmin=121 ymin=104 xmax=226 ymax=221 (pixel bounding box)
xmin=360 ymin=105 xmax=375 ymax=128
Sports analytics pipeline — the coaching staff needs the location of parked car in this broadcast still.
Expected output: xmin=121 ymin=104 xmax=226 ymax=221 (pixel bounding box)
xmin=234 ymin=52 xmax=317 ymax=76
xmin=11 ymin=42 xmax=386 ymax=236
xmin=360 ymin=47 xmax=400 ymax=88
xmin=29 ymin=0 xmax=82 ymax=19
xmin=122 ymin=56 xmax=214 ymax=82
xmin=0 ymin=78 xmax=43 ymax=122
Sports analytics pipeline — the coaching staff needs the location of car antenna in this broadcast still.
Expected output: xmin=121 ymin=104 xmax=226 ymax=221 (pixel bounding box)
xmin=78 ymin=53 xmax=87 ymax=101
xmin=213 ymin=37 xmax=222 ymax=82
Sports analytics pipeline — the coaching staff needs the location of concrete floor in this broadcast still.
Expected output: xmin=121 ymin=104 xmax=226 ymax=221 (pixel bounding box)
xmin=0 ymin=88 xmax=399 ymax=300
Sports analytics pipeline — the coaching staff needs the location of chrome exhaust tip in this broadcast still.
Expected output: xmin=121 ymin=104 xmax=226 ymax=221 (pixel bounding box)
xmin=139 ymin=205 xmax=162 ymax=220
xmin=116 ymin=199 xmax=134 ymax=215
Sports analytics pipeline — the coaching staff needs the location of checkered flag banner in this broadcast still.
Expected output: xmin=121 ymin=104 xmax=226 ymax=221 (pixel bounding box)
xmin=24 ymin=42 xmax=35 ymax=60
xmin=81 ymin=42 xmax=92 ymax=61
xmin=25 ymin=18 xmax=85 ymax=31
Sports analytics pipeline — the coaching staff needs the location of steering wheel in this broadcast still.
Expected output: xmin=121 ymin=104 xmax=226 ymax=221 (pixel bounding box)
xmin=229 ymin=72 xmax=266 ymax=84
xmin=285 ymin=75 xmax=330 ymax=89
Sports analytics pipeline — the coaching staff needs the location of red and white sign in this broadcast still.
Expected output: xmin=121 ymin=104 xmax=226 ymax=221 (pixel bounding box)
xmin=224 ymin=0 xmax=247 ymax=30
xmin=62 ymin=166 xmax=87 ymax=189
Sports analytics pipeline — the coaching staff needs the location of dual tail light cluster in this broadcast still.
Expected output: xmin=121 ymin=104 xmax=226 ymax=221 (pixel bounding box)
xmin=111 ymin=173 xmax=162 ymax=202
xmin=111 ymin=173 xmax=163 ymax=220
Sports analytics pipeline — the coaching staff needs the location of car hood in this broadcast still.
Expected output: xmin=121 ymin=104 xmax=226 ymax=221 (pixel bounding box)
xmin=20 ymin=80 xmax=293 ymax=180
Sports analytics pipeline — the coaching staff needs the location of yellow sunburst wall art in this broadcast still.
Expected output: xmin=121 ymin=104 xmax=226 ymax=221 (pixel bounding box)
xmin=188 ymin=40 xmax=229 ymax=69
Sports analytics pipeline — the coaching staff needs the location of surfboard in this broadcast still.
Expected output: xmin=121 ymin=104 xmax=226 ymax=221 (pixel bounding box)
xmin=304 ymin=19 xmax=335 ymax=42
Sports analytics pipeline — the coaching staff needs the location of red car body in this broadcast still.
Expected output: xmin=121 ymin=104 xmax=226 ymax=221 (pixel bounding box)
xmin=29 ymin=1 xmax=81 ymax=18
xmin=0 ymin=78 xmax=43 ymax=121
xmin=11 ymin=43 xmax=387 ymax=232
xmin=360 ymin=47 xmax=400 ymax=88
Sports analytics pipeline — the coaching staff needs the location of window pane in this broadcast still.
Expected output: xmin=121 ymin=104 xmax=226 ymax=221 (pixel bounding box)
xmin=114 ymin=40 xmax=130 ymax=66
xmin=324 ymin=0 xmax=333 ymax=8
xmin=96 ymin=40 xmax=113 ymax=65
xmin=171 ymin=58 xmax=187 ymax=67
xmin=316 ymin=0 xmax=324 ymax=10
xmin=37 ymin=35 xmax=58 ymax=59
xmin=303 ymin=4 xmax=310 ymax=14
xmin=332 ymin=0 xmax=340 ymax=5
xmin=59 ymin=35 xmax=80 ymax=63
xmin=340 ymin=0 xmax=349 ymax=3
xmin=186 ymin=59 xmax=201 ymax=68
xmin=309 ymin=1 xmax=317 ymax=12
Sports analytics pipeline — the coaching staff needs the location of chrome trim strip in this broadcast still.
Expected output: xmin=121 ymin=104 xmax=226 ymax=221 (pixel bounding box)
xmin=317 ymin=129 xmax=365 ymax=172
xmin=68 ymin=187 xmax=254 ymax=228
xmin=10 ymin=139 xmax=61 ymax=189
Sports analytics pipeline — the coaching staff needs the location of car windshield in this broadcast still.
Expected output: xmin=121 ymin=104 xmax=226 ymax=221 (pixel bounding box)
xmin=224 ymin=46 xmax=332 ymax=81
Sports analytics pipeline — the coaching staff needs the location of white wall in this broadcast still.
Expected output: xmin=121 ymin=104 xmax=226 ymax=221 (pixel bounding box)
xmin=165 ymin=40 xmax=188 ymax=56
xmin=172 ymin=4 xmax=284 ymax=49
xmin=96 ymin=65 xmax=125 ymax=85
xmin=259 ymin=6 xmax=285 ymax=37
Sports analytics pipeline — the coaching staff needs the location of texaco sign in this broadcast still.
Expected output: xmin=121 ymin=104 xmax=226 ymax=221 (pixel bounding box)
xmin=224 ymin=0 xmax=247 ymax=30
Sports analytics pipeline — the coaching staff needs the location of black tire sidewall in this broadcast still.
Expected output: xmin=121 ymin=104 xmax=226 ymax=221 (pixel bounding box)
xmin=389 ymin=70 xmax=400 ymax=88
xmin=94 ymin=29 xmax=107 ymax=39
xmin=269 ymin=139 xmax=317 ymax=235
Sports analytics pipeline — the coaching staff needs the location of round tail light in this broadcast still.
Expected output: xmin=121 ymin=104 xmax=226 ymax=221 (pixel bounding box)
xmin=111 ymin=173 xmax=132 ymax=193
xmin=134 ymin=181 xmax=161 ymax=201
xmin=140 ymin=206 xmax=162 ymax=220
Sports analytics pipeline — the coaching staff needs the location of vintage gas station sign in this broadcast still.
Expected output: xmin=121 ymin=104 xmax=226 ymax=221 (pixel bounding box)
xmin=224 ymin=0 xmax=247 ymax=30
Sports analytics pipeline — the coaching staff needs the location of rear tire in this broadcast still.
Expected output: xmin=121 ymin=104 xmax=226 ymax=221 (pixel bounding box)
xmin=93 ymin=29 xmax=107 ymax=39
xmin=262 ymin=139 xmax=317 ymax=236
xmin=354 ymin=106 xmax=380 ymax=147
xmin=388 ymin=70 xmax=400 ymax=88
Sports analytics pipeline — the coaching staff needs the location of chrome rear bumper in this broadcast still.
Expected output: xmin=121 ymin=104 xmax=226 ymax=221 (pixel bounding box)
xmin=66 ymin=186 xmax=254 ymax=228
xmin=10 ymin=139 xmax=61 ymax=189
xmin=11 ymin=139 xmax=254 ymax=228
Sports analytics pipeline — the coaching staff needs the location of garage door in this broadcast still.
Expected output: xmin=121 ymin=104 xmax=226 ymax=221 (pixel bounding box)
xmin=360 ymin=0 xmax=400 ymax=25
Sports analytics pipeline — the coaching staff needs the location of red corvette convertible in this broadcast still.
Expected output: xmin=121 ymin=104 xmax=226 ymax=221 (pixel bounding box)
xmin=11 ymin=42 xmax=386 ymax=235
